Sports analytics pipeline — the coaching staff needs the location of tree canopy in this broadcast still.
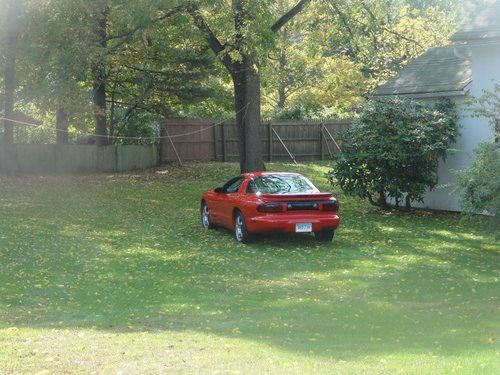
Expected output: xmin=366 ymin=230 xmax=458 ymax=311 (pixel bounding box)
xmin=0 ymin=0 xmax=485 ymax=170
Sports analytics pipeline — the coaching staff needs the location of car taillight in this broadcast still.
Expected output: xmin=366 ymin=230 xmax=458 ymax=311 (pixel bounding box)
xmin=322 ymin=199 xmax=339 ymax=211
xmin=257 ymin=202 xmax=284 ymax=213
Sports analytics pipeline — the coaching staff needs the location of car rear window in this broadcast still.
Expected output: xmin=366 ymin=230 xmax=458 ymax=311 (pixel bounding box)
xmin=247 ymin=174 xmax=319 ymax=194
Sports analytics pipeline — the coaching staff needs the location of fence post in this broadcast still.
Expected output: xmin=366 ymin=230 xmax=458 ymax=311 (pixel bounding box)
xmin=213 ymin=122 xmax=217 ymax=161
xmin=114 ymin=144 xmax=119 ymax=172
xmin=159 ymin=123 xmax=166 ymax=165
xmin=221 ymin=121 xmax=227 ymax=162
xmin=268 ymin=122 xmax=273 ymax=162
xmin=319 ymin=123 xmax=324 ymax=161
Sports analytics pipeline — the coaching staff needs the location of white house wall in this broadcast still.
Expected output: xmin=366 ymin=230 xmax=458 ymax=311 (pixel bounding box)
xmin=409 ymin=44 xmax=498 ymax=212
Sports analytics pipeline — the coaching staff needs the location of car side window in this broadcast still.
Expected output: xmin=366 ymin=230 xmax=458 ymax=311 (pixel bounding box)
xmin=246 ymin=179 xmax=255 ymax=193
xmin=222 ymin=177 xmax=244 ymax=194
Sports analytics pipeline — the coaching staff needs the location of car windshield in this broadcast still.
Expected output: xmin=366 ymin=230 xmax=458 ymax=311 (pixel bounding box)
xmin=248 ymin=174 xmax=319 ymax=194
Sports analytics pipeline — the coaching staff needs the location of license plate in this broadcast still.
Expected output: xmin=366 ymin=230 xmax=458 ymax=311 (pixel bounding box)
xmin=295 ymin=223 xmax=312 ymax=233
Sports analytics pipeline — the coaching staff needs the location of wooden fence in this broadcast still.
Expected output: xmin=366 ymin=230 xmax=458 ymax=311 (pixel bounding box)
xmin=0 ymin=144 xmax=160 ymax=174
xmin=162 ymin=119 xmax=351 ymax=163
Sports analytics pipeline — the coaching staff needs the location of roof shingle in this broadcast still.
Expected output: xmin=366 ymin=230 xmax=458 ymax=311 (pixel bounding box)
xmin=374 ymin=45 xmax=471 ymax=97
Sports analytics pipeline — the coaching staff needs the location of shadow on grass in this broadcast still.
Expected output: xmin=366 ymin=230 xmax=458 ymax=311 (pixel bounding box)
xmin=0 ymin=168 xmax=498 ymax=361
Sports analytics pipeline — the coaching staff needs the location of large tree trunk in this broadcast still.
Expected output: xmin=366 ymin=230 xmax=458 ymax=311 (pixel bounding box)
xmin=230 ymin=0 xmax=265 ymax=173
xmin=3 ymin=19 xmax=16 ymax=147
xmin=232 ymin=58 xmax=265 ymax=173
xmin=109 ymin=88 xmax=116 ymax=142
xmin=278 ymin=86 xmax=286 ymax=109
xmin=3 ymin=0 xmax=19 ymax=146
xmin=2 ymin=0 xmax=20 ymax=173
xmin=377 ymin=187 xmax=388 ymax=208
xmin=405 ymin=194 xmax=412 ymax=210
xmin=93 ymin=0 xmax=108 ymax=146
xmin=93 ymin=76 xmax=107 ymax=145
xmin=56 ymin=108 xmax=69 ymax=145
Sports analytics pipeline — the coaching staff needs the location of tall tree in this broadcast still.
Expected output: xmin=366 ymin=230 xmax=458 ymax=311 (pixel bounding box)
xmin=104 ymin=7 xmax=219 ymax=140
xmin=92 ymin=0 xmax=109 ymax=146
xmin=262 ymin=0 xmax=472 ymax=117
xmin=15 ymin=0 xmax=219 ymax=145
xmin=1 ymin=0 xmax=22 ymax=172
xmin=186 ymin=0 xmax=312 ymax=172
xmin=314 ymin=0 xmax=469 ymax=82
xmin=2 ymin=0 xmax=20 ymax=146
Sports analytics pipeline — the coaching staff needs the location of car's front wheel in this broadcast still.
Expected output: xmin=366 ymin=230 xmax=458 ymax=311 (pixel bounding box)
xmin=315 ymin=229 xmax=335 ymax=242
xmin=234 ymin=210 xmax=252 ymax=243
xmin=201 ymin=201 xmax=214 ymax=229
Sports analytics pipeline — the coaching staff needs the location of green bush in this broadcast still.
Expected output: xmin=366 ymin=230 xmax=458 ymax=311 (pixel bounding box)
xmin=328 ymin=97 xmax=458 ymax=208
xmin=269 ymin=103 xmax=350 ymax=120
xmin=456 ymin=142 xmax=499 ymax=229
xmin=456 ymin=83 xmax=500 ymax=230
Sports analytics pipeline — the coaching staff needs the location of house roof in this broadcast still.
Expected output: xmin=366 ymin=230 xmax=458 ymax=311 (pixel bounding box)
xmin=451 ymin=0 xmax=500 ymax=42
xmin=373 ymin=45 xmax=472 ymax=97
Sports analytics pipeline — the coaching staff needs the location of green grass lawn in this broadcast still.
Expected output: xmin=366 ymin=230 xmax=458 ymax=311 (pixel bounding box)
xmin=0 ymin=162 xmax=498 ymax=374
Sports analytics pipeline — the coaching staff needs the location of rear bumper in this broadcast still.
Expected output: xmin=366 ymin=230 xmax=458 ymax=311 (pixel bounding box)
xmin=247 ymin=213 xmax=340 ymax=233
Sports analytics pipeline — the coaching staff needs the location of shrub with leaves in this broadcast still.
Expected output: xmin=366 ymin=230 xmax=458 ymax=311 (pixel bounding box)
xmin=456 ymin=84 xmax=500 ymax=229
xmin=456 ymin=142 xmax=499 ymax=228
xmin=328 ymin=97 xmax=458 ymax=208
xmin=473 ymin=82 xmax=500 ymax=136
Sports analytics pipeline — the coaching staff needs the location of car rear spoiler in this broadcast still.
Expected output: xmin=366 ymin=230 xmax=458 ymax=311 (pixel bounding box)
xmin=258 ymin=193 xmax=334 ymax=201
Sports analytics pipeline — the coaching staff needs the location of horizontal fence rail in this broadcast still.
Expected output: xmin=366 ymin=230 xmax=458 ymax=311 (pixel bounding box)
xmin=162 ymin=119 xmax=351 ymax=163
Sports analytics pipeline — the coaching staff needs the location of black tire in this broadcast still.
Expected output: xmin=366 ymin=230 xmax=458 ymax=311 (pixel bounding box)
xmin=234 ymin=210 xmax=252 ymax=243
xmin=201 ymin=201 xmax=214 ymax=229
xmin=315 ymin=229 xmax=335 ymax=242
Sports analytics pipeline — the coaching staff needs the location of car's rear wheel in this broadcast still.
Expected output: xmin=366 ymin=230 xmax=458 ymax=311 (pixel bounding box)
xmin=315 ymin=229 xmax=335 ymax=242
xmin=201 ymin=202 xmax=214 ymax=229
xmin=234 ymin=210 xmax=252 ymax=243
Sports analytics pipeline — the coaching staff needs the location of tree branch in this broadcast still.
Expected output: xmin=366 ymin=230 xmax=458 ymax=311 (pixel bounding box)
xmin=187 ymin=4 xmax=234 ymax=72
xmin=262 ymin=93 xmax=280 ymax=106
xmin=366 ymin=192 xmax=379 ymax=207
xmin=106 ymin=5 xmax=189 ymax=42
xmin=327 ymin=1 xmax=356 ymax=40
xmin=359 ymin=1 xmax=423 ymax=48
xmin=105 ymin=5 xmax=190 ymax=56
xmin=271 ymin=0 xmax=312 ymax=33
xmin=114 ymin=78 xmax=154 ymax=139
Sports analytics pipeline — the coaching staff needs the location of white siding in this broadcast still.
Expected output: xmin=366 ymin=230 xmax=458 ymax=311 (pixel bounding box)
xmin=394 ymin=44 xmax=498 ymax=211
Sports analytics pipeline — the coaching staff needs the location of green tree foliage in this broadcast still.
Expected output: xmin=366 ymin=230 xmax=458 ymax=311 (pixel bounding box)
xmin=473 ymin=82 xmax=500 ymax=140
xmin=9 ymin=0 xmax=223 ymax=144
xmin=315 ymin=0 xmax=473 ymax=82
xmin=328 ymin=97 xmax=459 ymax=208
xmin=261 ymin=0 xmax=481 ymax=118
xmin=456 ymin=142 xmax=500 ymax=229
xmin=0 ymin=0 xmax=485 ymax=154
xmin=456 ymin=84 xmax=500 ymax=229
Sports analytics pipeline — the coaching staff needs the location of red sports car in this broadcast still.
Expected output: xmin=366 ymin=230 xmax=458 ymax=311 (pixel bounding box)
xmin=200 ymin=172 xmax=340 ymax=243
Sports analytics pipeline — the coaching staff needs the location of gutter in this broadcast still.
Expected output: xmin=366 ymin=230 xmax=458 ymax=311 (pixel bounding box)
xmin=369 ymin=81 xmax=472 ymax=99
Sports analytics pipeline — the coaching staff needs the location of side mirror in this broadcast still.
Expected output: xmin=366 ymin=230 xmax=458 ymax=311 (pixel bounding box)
xmin=214 ymin=187 xmax=223 ymax=193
